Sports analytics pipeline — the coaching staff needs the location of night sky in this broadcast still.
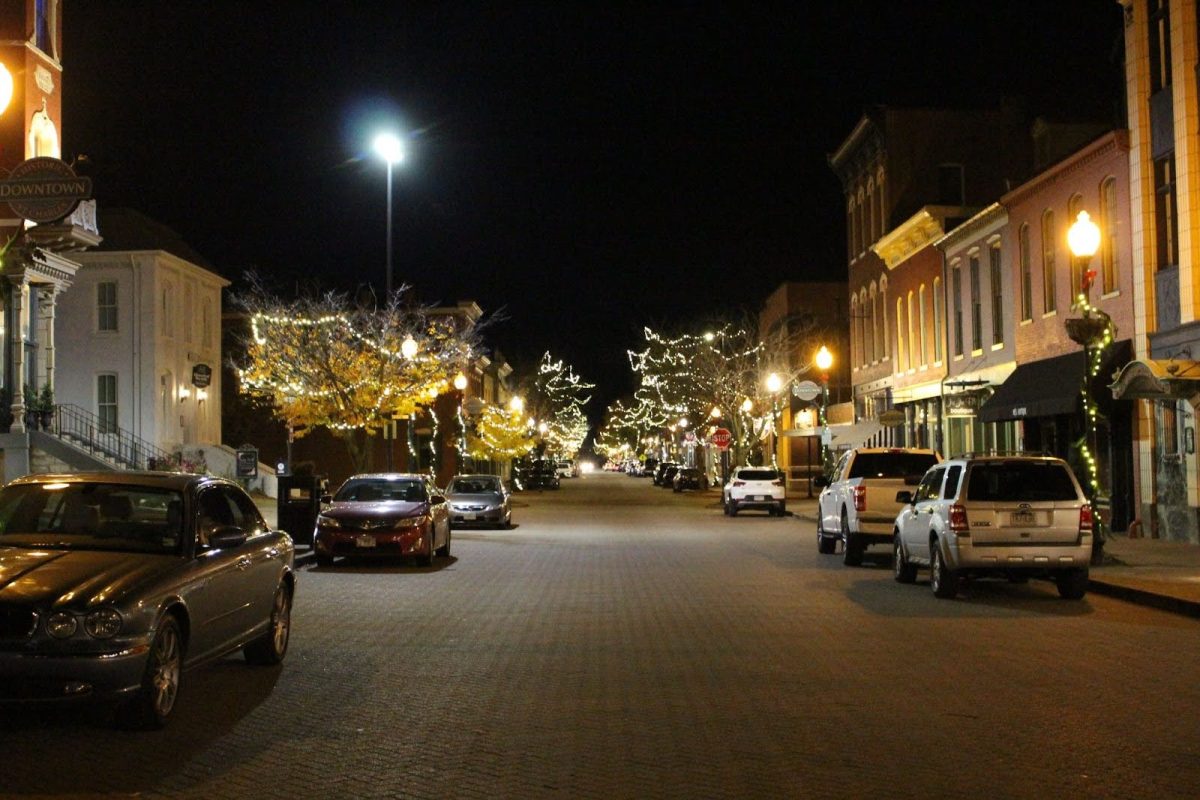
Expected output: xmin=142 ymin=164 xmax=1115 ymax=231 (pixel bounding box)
xmin=61 ymin=2 xmax=1125 ymax=423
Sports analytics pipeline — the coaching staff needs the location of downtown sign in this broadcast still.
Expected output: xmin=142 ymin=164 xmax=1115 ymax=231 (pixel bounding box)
xmin=0 ymin=157 xmax=92 ymax=224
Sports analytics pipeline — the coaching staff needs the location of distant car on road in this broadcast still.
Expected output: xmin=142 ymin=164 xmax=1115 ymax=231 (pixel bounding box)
xmin=525 ymin=460 xmax=561 ymax=490
xmin=446 ymin=474 xmax=512 ymax=528
xmin=0 ymin=472 xmax=295 ymax=729
xmin=723 ymin=466 xmax=787 ymax=516
xmin=653 ymin=461 xmax=678 ymax=486
xmin=556 ymin=459 xmax=578 ymax=479
xmin=314 ymin=473 xmax=451 ymax=567
xmin=673 ymin=467 xmax=707 ymax=492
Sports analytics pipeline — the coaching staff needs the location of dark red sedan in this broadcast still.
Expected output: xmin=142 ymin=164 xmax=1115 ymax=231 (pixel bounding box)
xmin=312 ymin=474 xmax=451 ymax=567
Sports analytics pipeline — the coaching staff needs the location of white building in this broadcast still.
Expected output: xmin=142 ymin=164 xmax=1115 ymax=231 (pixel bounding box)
xmin=57 ymin=208 xmax=228 ymax=461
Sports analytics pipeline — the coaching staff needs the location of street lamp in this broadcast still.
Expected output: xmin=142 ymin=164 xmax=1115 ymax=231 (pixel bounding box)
xmin=401 ymin=334 xmax=418 ymax=360
xmin=765 ymin=372 xmax=784 ymax=468
xmin=1066 ymin=209 xmax=1110 ymax=565
xmin=509 ymin=395 xmax=524 ymax=414
xmin=814 ymin=345 xmax=834 ymax=474
xmin=373 ymin=132 xmax=406 ymax=298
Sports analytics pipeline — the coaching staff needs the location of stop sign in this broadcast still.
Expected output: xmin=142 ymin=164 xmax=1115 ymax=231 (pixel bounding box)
xmin=710 ymin=428 xmax=732 ymax=450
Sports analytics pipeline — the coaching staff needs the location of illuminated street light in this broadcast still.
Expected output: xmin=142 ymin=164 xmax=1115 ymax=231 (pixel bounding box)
xmin=509 ymin=395 xmax=525 ymax=414
xmin=766 ymin=373 xmax=783 ymax=394
xmin=679 ymin=417 xmax=689 ymax=429
xmin=538 ymin=422 xmax=549 ymax=434
xmin=741 ymin=398 xmax=753 ymax=413
xmin=703 ymin=332 xmax=715 ymax=342
xmin=453 ymin=372 xmax=468 ymax=391
xmin=1068 ymin=210 xmax=1101 ymax=259
xmin=373 ymin=132 xmax=407 ymax=298
xmin=815 ymin=345 xmax=833 ymax=373
xmin=401 ymin=334 xmax=418 ymax=360
xmin=710 ymin=406 xmax=721 ymax=419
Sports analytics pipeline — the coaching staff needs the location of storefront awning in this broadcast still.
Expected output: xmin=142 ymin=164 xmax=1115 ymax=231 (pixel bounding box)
xmin=977 ymin=351 xmax=1085 ymax=423
xmin=1110 ymin=359 xmax=1200 ymax=401
xmin=827 ymin=420 xmax=883 ymax=449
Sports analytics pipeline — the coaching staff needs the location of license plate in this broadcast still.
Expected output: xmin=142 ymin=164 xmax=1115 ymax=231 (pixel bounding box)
xmin=355 ymin=534 xmax=377 ymax=548
xmin=1010 ymin=511 xmax=1035 ymax=525
xmin=462 ymin=513 xmax=476 ymax=521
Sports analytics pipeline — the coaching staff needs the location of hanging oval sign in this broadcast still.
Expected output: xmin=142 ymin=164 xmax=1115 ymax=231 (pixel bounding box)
xmin=0 ymin=157 xmax=92 ymax=224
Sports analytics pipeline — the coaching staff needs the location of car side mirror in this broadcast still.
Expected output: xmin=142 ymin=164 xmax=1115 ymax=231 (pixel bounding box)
xmin=429 ymin=495 xmax=446 ymax=505
xmin=320 ymin=494 xmax=333 ymax=504
xmin=812 ymin=475 xmax=830 ymax=488
xmin=208 ymin=525 xmax=248 ymax=549
xmin=895 ymin=490 xmax=914 ymax=505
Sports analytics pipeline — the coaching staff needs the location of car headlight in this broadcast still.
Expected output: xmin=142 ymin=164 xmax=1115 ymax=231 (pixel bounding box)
xmin=84 ymin=608 xmax=123 ymax=639
xmin=46 ymin=611 xmax=78 ymax=639
xmin=401 ymin=515 xmax=430 ymax=528
xmin=316 ymin=514 xmax=341 ymax=529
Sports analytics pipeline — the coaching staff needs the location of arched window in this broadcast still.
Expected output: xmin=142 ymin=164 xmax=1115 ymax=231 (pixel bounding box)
xmin=1100 ymin=176 xmax=1119 ymax=294
xmin=880 ymin=277 xmax=890 ymax=360
xmin=850 ymin=294 xmax=860 ymax=368
xmin=859 ymin=288 xmax=869 ymax=366
xmin=896 ymin=297 xmax=906 ymax=371
xmin=1041 ymin=209 xmax=1056 ymax=313
xmin=932 ymin=277 xmax=943 ymax=363
xmin=875 ymin=168 xmax=886 ymax=238
xmin=855 ymin=186 xmax=866 ymax=256
xmin=866 ymin=177 xmax=876 ymax=244
xmin=1019 ymin=223 xmax=1032 ymax=320
xmin=868 ymin=283 xmax=878 ymax=363
xmin=1067 ymin=194 xmax=1084 ymax=300
xmin=847 ymin=197 xmax=856 ymax=260
xmin=907 ymin=291 xmax=917 ymax=369
xmin=918 ymin=285 xmax=928 ymax=366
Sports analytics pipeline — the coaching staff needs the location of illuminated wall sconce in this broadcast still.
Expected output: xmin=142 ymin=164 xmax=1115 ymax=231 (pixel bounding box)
xmin=797 ymin=409 xmax=816 ymax=428
xmin=178 ymin=387 xmax=191 ymax=402
xmin=0 ymin=64 xmax=12 ymax=116
xmin=196 ymin=389 xmax=208 ymax=402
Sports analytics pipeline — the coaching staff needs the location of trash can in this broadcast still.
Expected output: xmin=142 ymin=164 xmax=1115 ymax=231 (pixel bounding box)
xmin=276 ymin=474 xmax=324 ymax=547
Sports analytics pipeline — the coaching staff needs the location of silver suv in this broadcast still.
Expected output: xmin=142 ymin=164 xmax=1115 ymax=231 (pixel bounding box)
xmin=892 ymin=455 xmax=1093 ymax=599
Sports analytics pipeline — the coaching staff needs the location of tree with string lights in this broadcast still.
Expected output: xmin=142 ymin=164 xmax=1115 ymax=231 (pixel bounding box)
xmin=231 ymin=278 xmax=481 ymax=473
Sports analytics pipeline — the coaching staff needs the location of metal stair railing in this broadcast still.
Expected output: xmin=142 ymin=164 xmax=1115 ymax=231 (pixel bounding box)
xmin=42 ymin=403 xmax=173 ymax=471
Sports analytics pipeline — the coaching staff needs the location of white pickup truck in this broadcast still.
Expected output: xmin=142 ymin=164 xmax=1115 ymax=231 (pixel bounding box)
xmin=813 ymin=447 xmax=941 ymax=566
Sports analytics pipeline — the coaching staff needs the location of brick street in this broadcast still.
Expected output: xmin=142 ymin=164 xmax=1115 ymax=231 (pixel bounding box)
xmin=2 ymin=472 xmax=1199 ymax=799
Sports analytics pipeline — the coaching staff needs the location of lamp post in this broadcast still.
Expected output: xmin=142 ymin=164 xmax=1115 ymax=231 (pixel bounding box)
xmin=766 ymin=372 xmax=783 ymax=468
xmin=454 ymin=371 xmax=468 ymax=473
xmin=815 ymin=345 xmax=834 ymax=475
xmin=1066 ymin=209 xmax=1108 ymax=565
xmin=373 ymin=132 xmax=406 ymax=298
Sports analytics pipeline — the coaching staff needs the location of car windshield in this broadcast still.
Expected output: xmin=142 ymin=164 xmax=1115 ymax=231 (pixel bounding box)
xmin=335 ymin=479 xmax=427 ymax=503
xmin=848 ymin=452 xmax=939 ymax=479
xmin=966 ymin=461 xmax=1080 ymax=502
xmin=450 ymin=477 xmax=501 ymax=494
xmin=737 ymin=469 xmax=778 ymax=481
xmin=0 ymin=482 xmax=185 ymax=554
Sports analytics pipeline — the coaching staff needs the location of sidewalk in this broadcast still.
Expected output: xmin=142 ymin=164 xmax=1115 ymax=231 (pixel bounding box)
xmin=786 ymin=493 xmax=1200 ymax=619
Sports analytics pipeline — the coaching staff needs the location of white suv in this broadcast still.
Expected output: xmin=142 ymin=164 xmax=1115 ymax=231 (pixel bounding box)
xmin=892 ymin=454 xmax=1093 ymax=599
xmin=723 ymin=467 xmax=786 ymax=517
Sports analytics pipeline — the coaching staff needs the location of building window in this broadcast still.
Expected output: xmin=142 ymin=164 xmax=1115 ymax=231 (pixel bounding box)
xmin=1154 ymin=155 xmax=1178 ymax=270
xmin=875 ymin=168 xmax=886 ymax=238
xmin=932 ymin=277 xmax=943 ymax=363
xmin=184 ymin=285 xmax=194 ymax=344
xmin=98 ymin=374 xmax=117 ymax=435
xmin=969 ymin=253 xmax=982 ymax=351
xmin=1162 ymin=401 xmax=1179 ymax=456
xmin=34 ymin=0 xmax=52 ymax=54
xmin=880 ymin=277 xmax=890 ymax=360
xmin=97 ymin=281 xmax=117 ymax=333
xmin=866 ymin=178 xmax=876 ymax=244
xmin=869 ymin=284 xmax=878 ymax=363
xmin=202 ymin=298 xmax=214 ymax=347
xmin=1041 ymin=210 xmax=1056 ymax=313
xmin=856 ymin=187 xmax=866 ymax=255
xmin=989 ymin=243 xmax=1003 ymax=346
xmin=952 ymin=264 xmax=963 ymax=357
xmin=1100 ymin=177 xmax=1119 ymax=293
xmin=1068 ymin=194 xmax=1084 ymax=300
xmin=918 ymin=285 xmax=928 ymax=367
xmin=851 ymin=295 xmax=860 ymax=367
xmin=937 ymin=164 xmax=964 ymax=205
xmin=907 ymin=291 xmax=916 ymax=369
xmin=896 ymin=297 xmax=906 ymax=371
xmin=847 ymin=198 xmax=856 ymax=260
xmin=1019 ymin=223 xmax=1032 ymax=320
xmin=1149 ymin=0 xmax=1172 ymax=94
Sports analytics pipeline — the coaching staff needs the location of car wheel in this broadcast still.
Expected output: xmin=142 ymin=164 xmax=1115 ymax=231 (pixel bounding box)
xmin=1056 ymin=568 xmax=1089 ymax=599
xmin=121 ymin=615 xmax=183 ymax=729
xmin=315 ymin=553 xmax=334 ymax=568
xmin=436 ymin=526 xmax=451 ymax=558
xmin=245 ymin=583 xmax=292 ymax=665
xmin=417 ymin=531 xmax=435 ymax=566
xmin=841 ymin=509 xmax=862 ymax=567
xmin=817 ymin=516 xmax=836 ymax=554
xmin=729 ymin=501 xmax=738 ymax=517
xmin=778 ymin=502 xmax=787 ymax=517
xmin=893 ymin=534 xmax=917 ymax=584
xmin=930 ymin=542 xmax=958 ymax=599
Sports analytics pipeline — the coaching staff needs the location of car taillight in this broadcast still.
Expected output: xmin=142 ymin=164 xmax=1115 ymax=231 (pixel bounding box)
xmin=772 ymin=479 xmax=784 ymax=487
xmin=1079 ymin=504 xmax=1093 ymax=535
xmin=853 ymin=485 xmax=866 ymax=513
xmin=733 ymin=481 xmax=746 ymax=487
xmin=948 ymin=504 xmax=969 ymax=534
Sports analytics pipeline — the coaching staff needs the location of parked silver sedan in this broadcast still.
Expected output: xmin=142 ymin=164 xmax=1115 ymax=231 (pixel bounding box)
xmin=0 ymin=472 xmax=295 ymax=728
xmin=446 ymin=474 xmax=512 ymax=528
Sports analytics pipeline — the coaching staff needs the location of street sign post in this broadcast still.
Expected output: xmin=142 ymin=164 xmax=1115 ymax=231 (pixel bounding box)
xmin=235 ymin=445 xmax=259 ymax=479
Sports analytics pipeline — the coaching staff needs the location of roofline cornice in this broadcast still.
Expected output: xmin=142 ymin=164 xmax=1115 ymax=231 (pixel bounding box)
xmin=1001 ymin=129 xmax=1130 ymax=208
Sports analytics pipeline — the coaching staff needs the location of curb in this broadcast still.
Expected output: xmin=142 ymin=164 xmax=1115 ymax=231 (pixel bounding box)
xmin=1086 ymin=578 xmax=1200 ymax=619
